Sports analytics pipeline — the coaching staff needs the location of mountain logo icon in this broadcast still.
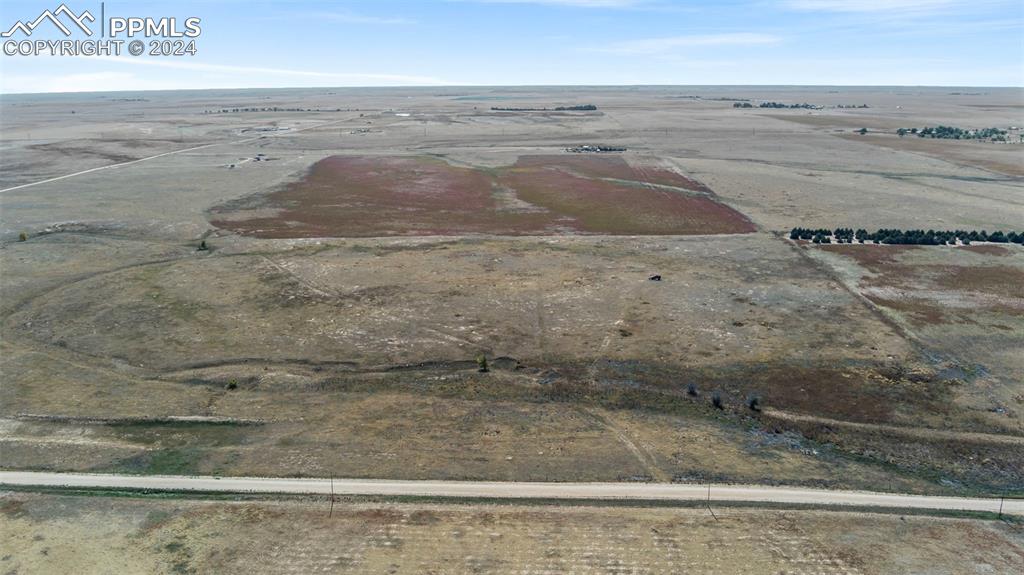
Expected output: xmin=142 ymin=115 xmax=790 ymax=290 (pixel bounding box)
xmin=2 ymin=3 xmax=95 ymax=38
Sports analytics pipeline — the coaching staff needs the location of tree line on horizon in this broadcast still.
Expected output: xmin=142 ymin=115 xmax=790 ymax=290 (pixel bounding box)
xmin=734 ymin=102 xmax=821 ymax=109
xmin=789 ymin=227 xmax=1024 ymax=245
xmin=896 ymin=126 xmax=1009 ymax=141
xmin=491 ymin=104 xmax=597 ymax=112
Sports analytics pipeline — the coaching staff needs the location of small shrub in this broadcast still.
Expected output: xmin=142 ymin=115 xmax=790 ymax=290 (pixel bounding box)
xmin=18 ymin=232 xmax=27 ymax=242
xmin=711 ymin=392 xmax=723 ymax=410
xmin=226 ymin=380 xmax=238 ymax=390
xmin=197 ymin=240 xmax=208 ymax=251
xmin=746 ymin=395 xmax=761 ymax=412
xmin=476 ymin=354 xmax=489 ymax=373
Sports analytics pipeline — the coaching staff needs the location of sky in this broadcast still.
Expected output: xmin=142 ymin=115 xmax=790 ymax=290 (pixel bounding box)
xmin=0 ymin=0 xmax=1021 ymax=93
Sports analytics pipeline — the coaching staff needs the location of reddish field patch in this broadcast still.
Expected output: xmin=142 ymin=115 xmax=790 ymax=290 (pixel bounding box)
xmin=864 ymin=294 xmax=948 ymax=326
xmin=819 ymin=244 xmax=920 ymax=271
xmin=821 ymin=244 xmax=1024 ymax=325
xmin=513 ymin=155 xmax=711 ymax=192
xmin=210 ymin=156 xmax=547 ymax=237
xmin=933 ymin=265 xmax=1024 ymax=299
xmin=210 ymin=155 xmax=754 ymax=237
xmin=503 ymin=161 xmax=750 ymax=235
xmin=958 ymin=245 xmax=1012 ymax=257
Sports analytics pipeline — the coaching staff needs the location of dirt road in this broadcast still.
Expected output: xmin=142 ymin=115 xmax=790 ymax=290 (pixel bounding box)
xmin=1 ymin=471 xmax=1018 ymax=515
xmin=762 ymin=408 xmax=1024 ymax=446
xmin=0 ymin=118 xmax=351 ymax=194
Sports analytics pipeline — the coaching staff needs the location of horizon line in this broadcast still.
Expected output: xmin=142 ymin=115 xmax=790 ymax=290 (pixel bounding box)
xmin=3 ymin=82 xmax=1023 ymax=96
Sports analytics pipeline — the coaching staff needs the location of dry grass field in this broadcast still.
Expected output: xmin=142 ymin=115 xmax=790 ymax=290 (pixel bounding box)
xmin=1 ymin=87 xmax=1022 ymax=513
xmin=2 ymin=87 xmax=1024 ymax=564
xmin=766 ymin=113 xmax=1024 ymax=176
xmin=2 ymin=491 xmax=1022 ymax=575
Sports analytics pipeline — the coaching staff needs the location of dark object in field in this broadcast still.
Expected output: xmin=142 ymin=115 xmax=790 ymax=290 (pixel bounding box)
xmin=565 ymin=144 xmax=627 ymax=153
xmin=226 ymin=380 xmax=238 ymax=390
xmin=197 ymin=240 xmax=209 ymax=251
xmin=686 ymin=383 xmax=699 ymax=397
xmin=476 ymin=354 xmax=489 ymax=373
xmin=18 ymin=232 xmax=27 ymax=242
xmin=711 ymin=393 xmax=723 ymax=410
xmin=747 ymin=395 xmax=761 ymax=412
xmin=648 ymin=274 xmax=662 ymax=281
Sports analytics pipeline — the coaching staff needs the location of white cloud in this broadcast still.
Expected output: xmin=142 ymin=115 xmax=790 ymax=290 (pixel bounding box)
xmin=1 ymin=56 xmax=452 ymax=93
xmin=84 ymin=56 xmax=450 ymax=85
xmin=468 ymin=0 xmax=646 ymax=7
xmin=1 ymin=71 xmax=176 ymax=93
xmin=593 ymin=33 xmax=782 ymax=54
xmin=782 ymin=0 xmax=967 ymax=13
xmin=307 ymin=11 xmax=414 ymax=25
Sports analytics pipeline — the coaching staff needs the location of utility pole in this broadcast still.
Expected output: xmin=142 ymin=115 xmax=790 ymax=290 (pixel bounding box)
xmin=329 ymin=474 xmax=335 ymax=518
xmin=706 ymin=483 xmax=718 ymax=521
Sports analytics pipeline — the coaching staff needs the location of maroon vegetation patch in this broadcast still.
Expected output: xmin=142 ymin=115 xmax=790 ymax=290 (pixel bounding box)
xmin=502 ymin=161 xmax=751 ymax=236
xmin=512 ymin=155 xmax=711 ymax=192
xmin=819 ymin=244 xmax=920 ymax=272
xmin=821 ymin=244 xmax=1024 ymax=326
xmin=210 ymin=155 xmax=755 ymax=238
xmin=932 ymin=265 xmax=1024 ymax=299
xmin=958 ymin=244 xmax=1012 ymax=257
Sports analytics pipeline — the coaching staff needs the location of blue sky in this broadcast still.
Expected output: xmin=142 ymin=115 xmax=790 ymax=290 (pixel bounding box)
xmin=0 ymin=0 xmax=1021 ymax=93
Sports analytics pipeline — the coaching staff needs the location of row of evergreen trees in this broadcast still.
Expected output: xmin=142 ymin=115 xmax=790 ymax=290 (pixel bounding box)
xmin=789 ymin=227 xmax=1024 ymax=245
